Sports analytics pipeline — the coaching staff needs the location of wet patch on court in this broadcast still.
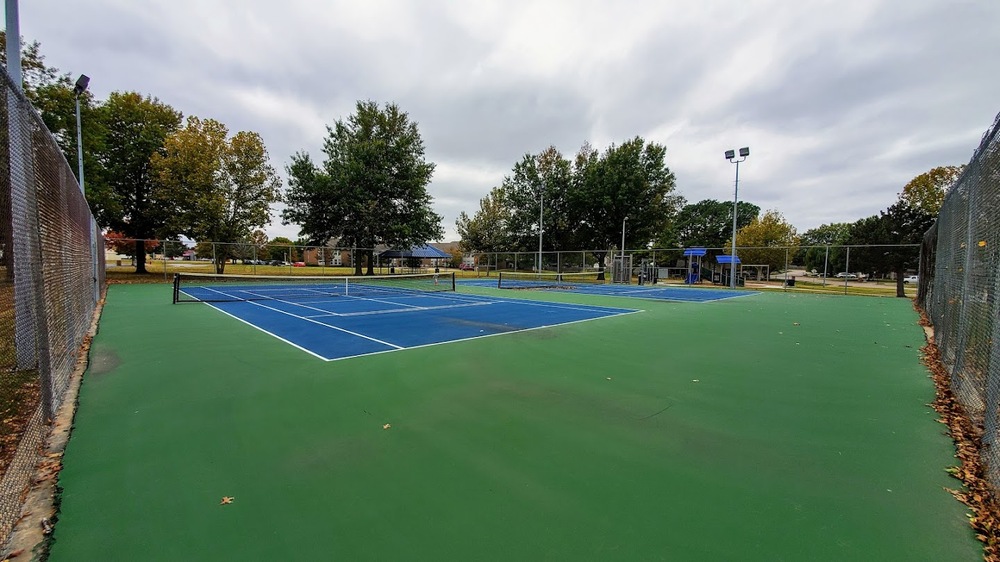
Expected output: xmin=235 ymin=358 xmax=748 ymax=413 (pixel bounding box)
xmin=87 ymin=347 xmax=121 ymax=377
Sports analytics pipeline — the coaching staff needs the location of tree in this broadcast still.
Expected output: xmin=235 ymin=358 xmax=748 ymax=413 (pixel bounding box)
xmin=90 ymin=92 xmax=182 ymax=273
xmin=900 ymin=165 xmax=963 ymax=215
xmin=798 ymin=222 xmax=851 ymax=273
xmin=446 ymin=246 xmax=463 ymax=268
xmin=456 ymin=186 xmax=513 ymax=254
xmin=266 ymin=237 xmax=294 ymax=262
xmin=847 ymin=201 xmax=934 ymax=296
xmin=674 ymin=199 xmax=760 ymax=250
xmin=153 ymin=117 xmax=281 ymax=273
xmin=502 ymin=146 xmax=575 ymax=254
xmin=568 ymin=138 xmax=681 ymax=274
xmin=734 ymin=210 xmax=799 ymax=274
xmin=104 ymin=230 xmax=158 ymax=258
xmin=283 ymin=100 xmax=442 ymax=275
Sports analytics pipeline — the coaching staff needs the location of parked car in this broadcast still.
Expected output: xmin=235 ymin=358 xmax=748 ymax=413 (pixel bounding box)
xmin=459 ymin=263 xmax=475 ymax=271
xmin=903 ymin=275 xmax=919 ymax=284
xmin=834 ymin=272 xmax=858 ymax=279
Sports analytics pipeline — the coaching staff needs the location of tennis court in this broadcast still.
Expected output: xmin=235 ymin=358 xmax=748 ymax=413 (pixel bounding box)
xmin=49 ymin=281 xmax=978 ymax=561
xmin=172 ymin=272 xmax=637 ymax=361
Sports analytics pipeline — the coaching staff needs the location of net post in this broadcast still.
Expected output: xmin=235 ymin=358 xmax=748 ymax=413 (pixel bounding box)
xmin=450 ymin=272 xmax=455 ymax=291
xmin=172 ymin=273 xmax=180 ymax=304
xmin=497 ymin=273 xmax=503 ymax=289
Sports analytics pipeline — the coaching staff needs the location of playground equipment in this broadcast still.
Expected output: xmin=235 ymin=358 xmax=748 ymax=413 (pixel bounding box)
xmin=683 ymin=248 xmax=707 ymax=284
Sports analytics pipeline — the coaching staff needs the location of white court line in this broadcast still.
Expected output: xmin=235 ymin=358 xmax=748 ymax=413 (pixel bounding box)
xmin=202 ymin=303 xmax=330 ymax=361
xmin=305 ymin=300 xmax=493 ymax=318
xmin=320 ymin=309 xmax=643 ymax=362
xmin=245 ymin=300 xmax=404 ymax=349
xmin=195 ymin=284 xmax=641 ymax=361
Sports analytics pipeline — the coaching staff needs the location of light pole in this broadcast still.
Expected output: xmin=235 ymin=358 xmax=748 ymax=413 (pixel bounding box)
xmin=73 ymin=74 xmax=90 ymax=194
xmin=725 ymin=147 xmax=749 ymax=289
xmin=537 ymin=187 xmax=544 ymax=274
xmin=620 ymin=216 xmax=628 ymax=283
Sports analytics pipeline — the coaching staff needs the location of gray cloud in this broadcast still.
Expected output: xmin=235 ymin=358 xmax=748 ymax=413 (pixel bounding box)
xmin=16 ymin=0 xmax=1000 ymax=243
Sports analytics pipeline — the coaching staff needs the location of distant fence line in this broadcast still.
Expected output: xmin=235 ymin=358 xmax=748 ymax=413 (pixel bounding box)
xmin=918 ymin=111 xmax=1000 ymax=490
xmin=106 ymin=239 xmax=920 ymax=281
xmin=1 ymin=69 xmax=104 ymax=544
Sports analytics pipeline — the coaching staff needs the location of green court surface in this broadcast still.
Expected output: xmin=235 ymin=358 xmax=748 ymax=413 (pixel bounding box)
xmin=50 ymin=284 xmax=978 ymax=561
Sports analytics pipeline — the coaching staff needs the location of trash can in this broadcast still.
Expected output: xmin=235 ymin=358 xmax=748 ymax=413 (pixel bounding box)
xmin=784 ymin=276 xmax=796 ymax=287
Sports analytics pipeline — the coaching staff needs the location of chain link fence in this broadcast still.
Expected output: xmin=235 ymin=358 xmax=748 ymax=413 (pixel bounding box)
xmin=103 ymin=240 xmax=454 ymax=277
xmin=0 ymin=68 xmax=104 ymax=543
xmin=918 ymin=111 xmax=1000 ymax=488
xmin=470 ymin=244 xmax=919 ymax=290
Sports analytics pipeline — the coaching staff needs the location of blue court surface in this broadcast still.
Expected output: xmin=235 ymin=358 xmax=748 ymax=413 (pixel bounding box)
xmin=461 ymin=278 xmax=755 ymax=302
xmin=193 ymin=291 xmax=638 ymax=361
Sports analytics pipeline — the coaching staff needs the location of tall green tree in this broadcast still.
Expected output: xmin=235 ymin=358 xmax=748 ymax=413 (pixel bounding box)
xmin=502 ymin=146 xmax=575 ymax=254
xmin=456 ymin=186 xmax=513 ymax=254
xmin=283 ymin=100 xmax=442 ymax=275
xmin=674 ymin=199 xmax=760 ymax=250
xmin=90 ymin=92 xmax=182 ymax=273
xmin=569 ymin=137 xmax=681 ymax=273
xmin=799 ymin=222 xmax=851 ymax=273
xmin=847 ymin=201 xmax=934 ymax=296
xmin=899 ymin=165 xmax=963 ymax=215
xmin=734 ymin=210 xmax=799 ymax=273
xmin=152 ymin=117 xmax=281 ymax=273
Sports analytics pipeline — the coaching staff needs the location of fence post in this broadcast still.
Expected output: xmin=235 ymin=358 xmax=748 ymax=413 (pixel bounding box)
xmin=823 ymin=245 xmax=829 ymax=287
xmin=844 ymin=247 xmax=851 ymax=294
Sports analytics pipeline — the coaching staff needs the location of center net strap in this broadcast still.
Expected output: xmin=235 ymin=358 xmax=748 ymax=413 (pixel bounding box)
xmin=173 ymin=272 xmax=455 ymax=303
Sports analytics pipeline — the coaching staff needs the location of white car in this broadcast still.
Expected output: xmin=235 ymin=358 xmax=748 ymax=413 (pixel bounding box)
xmin=834 ymin=272 xmax=858 ymax=279
xmin=903 ymin=275 xmax=919 ymax=284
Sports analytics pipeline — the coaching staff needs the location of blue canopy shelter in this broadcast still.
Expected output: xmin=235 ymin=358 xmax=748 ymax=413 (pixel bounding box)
xmin=378 ymin=245 xmax=450 ymax=273
xmin=377 ymin=245 xmax=450 ymax=260
xmin=716 ymin=254 xmax=742 ymax=286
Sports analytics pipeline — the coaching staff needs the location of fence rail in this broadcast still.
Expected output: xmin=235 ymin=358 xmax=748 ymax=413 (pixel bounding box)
xmin=1 ymin=67 xmax=104 ymax=544
xmin=918 ymin=111 xmax=1000 ymax=489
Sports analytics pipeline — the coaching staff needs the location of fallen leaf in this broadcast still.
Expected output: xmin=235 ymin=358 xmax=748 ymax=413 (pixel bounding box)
xmin=606 ymin=377 xmax=612 ymax=381
xmin=793 ymin=322 xmax=800 ymax=326
xmin=382 ymin=423 xmax=391 ymax=430
xmin=220 ymin=496 xmax=234 ymax=505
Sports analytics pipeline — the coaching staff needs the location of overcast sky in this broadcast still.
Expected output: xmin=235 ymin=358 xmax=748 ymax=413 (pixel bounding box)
xmin=12 ymin=0 xmax=1000 ymax=243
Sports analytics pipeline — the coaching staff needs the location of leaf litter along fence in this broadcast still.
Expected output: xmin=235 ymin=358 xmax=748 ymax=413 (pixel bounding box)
xmin=0 ymin=68 xmax=104 ymax=545
xmin=918 ymin=111 xmax=1000 ymax=496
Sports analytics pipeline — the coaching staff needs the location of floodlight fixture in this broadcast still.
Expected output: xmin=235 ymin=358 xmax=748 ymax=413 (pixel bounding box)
xmin=724 ymin=149 xmax=735 ymax=160
xmin=739 ymin=147 xmax=749 ymax=157
xmin=74 ymin=74 xmax=90 ymax=95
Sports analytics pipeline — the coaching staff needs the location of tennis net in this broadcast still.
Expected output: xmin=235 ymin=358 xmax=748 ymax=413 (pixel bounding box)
xmin=496 ymin=271 xmax=606 ymax=290
xmin=173 ymin=272 xmax=455 ymax=303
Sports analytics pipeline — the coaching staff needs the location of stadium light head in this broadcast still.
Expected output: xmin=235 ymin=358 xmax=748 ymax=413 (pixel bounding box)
xmin=739 ymin=147 xmax=750 ymax=157
xmin=724 ymin=149 xmax=735 ymax=160
xmin=74 ymin=74 xmax=90 ymax=95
